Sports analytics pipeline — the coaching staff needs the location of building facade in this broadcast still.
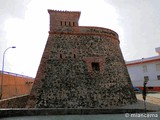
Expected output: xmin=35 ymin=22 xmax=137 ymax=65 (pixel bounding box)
xmin=126 ymin=48 xmax=160 ymax=91
xmin=27 ymin=10 xmax=137 ymax=108
xmin=0 ymin=71 xmax=34 ymax=99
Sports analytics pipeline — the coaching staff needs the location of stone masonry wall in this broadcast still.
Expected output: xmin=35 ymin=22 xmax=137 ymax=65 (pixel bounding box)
xmin=27 ymin=32 xmax=137 ymax=108
xmin=26 ymin=10 xmax=137 ymax=108
xmin=0 ymin=95 xmax=28 ymax=108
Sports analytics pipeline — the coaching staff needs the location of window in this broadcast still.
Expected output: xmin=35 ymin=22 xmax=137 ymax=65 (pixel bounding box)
xmin=157 ymin=75 xmax=160 ymax=80
xmin=84 ymin=57 xmax=105 ymax=74
xmin=92 ymin=62 xmax=100 ymax=71
xmin=60 ymin=21 xmax=63 ymax=26
xmin=73 ymin=54 xmax=76 ymax=58
xmin=156 ymin=63 xmax=160 ymax=71
xmin=60 ymin=54 xmax=63 ymax=59
xmin=142 ymin=65 xmax=147 ymax=72
xmin=144 ymin=76 xmax=149 ymax=81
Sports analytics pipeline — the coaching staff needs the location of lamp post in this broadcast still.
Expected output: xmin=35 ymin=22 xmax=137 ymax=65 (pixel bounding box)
xmin=0 ymin=46 xmax=16 ymax=99
xmin=141 ymin=58 xmax=149 ymax=113
xmin=143 ymin=79 xmax=148 ymax=113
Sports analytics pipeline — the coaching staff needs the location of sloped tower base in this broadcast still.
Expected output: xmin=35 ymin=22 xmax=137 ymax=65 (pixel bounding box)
xmin=27 ymin=10 xmax=137 ymax=108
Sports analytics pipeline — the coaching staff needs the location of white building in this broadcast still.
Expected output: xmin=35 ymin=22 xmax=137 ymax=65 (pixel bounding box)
xmin=126 ymin=47 xmax=160 ymax=91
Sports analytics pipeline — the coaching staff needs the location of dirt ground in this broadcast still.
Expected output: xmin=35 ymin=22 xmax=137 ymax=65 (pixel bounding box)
xmin=136 ymin=93 xmax=160 ymax=106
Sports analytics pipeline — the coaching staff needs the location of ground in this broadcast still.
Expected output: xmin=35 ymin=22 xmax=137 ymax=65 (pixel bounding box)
xmin=0 ymin=92 xmax=160 ymax=120
xmin=137 ymin=92 xmax=160 ymax=106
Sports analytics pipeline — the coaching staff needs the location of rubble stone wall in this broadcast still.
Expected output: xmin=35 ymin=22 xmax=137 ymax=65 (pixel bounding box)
xmin=0 ymin=95 xmax=28 ymax=108
xmin=27 ymin=32 xmax=137 ymax=108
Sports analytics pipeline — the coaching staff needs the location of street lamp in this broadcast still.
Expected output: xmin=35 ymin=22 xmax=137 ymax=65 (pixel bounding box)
xmin=143 ymin=78 xmax=149 ymax=113
xmin=0 ymin=46 xmax=16 ymax=99
xmin=141 ymin=58 xmax=149 ymax=113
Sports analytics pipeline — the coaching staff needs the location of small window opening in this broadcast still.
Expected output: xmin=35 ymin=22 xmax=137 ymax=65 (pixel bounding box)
xmin=157 ymin=75 xmax=160 ymax=80
xmin=61 ymin=21 xmax=63 ymax=26
xmin=60 ymin=54 xmax=62 ymax=59
xmin=74 ymin=54 xmax=76 ymax=58
xmin=92 ymin=62 xmax=100 ymax=71
xmin=69 ymin=22 xmax=71 ymax=26
xmin=144 ymin=76 xmax=149 ymax=81
xmin=73 ymin=22 xmax=75 ymax=26
xmin=65 ymin=21 xmax=66 ymax=26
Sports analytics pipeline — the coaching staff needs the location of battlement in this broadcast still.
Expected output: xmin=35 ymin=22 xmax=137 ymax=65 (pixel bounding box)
xmin=48 ymin=9 xmax=81 ymax=32
xmin=48 ymin=9 xmax=81 ymax=14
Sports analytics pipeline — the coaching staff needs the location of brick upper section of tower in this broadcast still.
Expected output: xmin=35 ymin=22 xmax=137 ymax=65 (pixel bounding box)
xmin=48 ymin=10 xmax=80 ymax=32
xmin=48 ymin=9 xmax=119 ymax=40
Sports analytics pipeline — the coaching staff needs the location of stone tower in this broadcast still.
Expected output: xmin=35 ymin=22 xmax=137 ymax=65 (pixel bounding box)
xmin=27 ymin=10 xmax=137 ymax=108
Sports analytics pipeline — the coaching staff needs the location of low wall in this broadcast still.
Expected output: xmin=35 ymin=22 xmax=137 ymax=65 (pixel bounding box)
xmin=0 ymin=108 xmax=155 ymax=118
xmin=0 ymin=95 xmax=29 ymax=108
xmin=0 ymin=72 xmax=34 ymax=99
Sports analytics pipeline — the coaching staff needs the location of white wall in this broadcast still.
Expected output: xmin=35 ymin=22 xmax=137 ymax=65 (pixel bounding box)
xmin=127 ymin=61 xmax=160 ymax=87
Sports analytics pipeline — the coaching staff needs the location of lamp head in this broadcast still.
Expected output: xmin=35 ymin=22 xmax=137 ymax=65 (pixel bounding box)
xmin=12 ymin=46 xmax=16 ymax=48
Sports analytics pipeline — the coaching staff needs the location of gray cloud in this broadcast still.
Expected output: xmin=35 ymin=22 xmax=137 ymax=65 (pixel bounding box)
xmin=0 ymin=0 xmax=31 ymax=41
xmin=0 ymin=0 xmax=30 ymax=18
xmin=105 ymin=0 xmax=160 ymax=60
xmin=0 ymin=0 xmax=31 ymax=70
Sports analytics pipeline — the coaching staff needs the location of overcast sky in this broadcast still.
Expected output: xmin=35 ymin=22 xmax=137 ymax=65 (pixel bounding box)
xmin=0 ymin=0 xmax=160 ymax=77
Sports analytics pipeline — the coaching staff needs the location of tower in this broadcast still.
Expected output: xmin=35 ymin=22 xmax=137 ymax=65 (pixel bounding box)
xmin=27 ymin=10 xmax=137 ymax=108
